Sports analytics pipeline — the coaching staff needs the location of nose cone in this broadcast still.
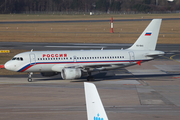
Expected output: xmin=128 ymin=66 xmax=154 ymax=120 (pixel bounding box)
xmin=4 ymin=61 xmax=11 ymax=70
xmin=4 ymin=61 xmax=16 ymax=71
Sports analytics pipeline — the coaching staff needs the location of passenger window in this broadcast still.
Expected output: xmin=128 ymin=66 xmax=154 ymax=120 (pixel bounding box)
xmin=20 ymin=57 xmax=23 ymax=61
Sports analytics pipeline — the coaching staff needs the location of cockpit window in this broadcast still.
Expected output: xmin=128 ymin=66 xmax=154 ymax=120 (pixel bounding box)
xmin=12 ymin=57 xmax=23 ymax=61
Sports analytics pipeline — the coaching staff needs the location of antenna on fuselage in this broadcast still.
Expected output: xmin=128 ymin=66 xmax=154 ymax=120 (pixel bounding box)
xmin=101 ymin=47 xmax=104 ymax=50
xmin=31 ymin=49 xmax=33 ymax=52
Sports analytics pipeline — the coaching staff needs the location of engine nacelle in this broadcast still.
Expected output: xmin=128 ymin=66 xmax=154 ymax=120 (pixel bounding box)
xmin=61 ymin=68 xmax=82 ymax=80
xmin=41 ymin=72 xmax=59 ymax=77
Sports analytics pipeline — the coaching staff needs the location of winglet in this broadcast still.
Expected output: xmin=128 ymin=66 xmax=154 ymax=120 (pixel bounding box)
xmin=84 ymin=82 xmax=108 ymax=120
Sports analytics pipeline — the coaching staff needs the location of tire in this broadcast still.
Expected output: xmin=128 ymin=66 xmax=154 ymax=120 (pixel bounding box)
xmin=87 ymin=76 xmax=94 ymax=81
xmin=28 ymin=78 xmax=32 ymax=82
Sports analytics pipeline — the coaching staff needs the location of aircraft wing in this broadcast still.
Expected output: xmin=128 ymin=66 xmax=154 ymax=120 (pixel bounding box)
xmin=63 ymin=63 xmax=127 ymax=71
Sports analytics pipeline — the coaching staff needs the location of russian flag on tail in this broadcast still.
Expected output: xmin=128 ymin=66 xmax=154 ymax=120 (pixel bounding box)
xmin=145 ymin=31 xmax=152 ymax=36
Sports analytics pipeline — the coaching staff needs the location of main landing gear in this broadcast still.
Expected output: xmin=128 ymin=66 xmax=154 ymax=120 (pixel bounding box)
xmin=87 ymin=72 xmax=94 ymax=81
xmin=87 ymin=76 xmax=94 ymax=81
xmin=28 ymin=72 xmax=33 ymax=82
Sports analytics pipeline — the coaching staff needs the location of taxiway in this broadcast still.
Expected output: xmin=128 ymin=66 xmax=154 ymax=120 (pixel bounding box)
xmin=0 ymin=58 xmax=180 ymax=120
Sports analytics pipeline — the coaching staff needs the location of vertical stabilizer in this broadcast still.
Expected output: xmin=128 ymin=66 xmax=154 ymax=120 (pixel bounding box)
xmin=128 ymin=19 xmax=162 ymax=50
xmin=84 ymin=82 xmax=108 ymax=120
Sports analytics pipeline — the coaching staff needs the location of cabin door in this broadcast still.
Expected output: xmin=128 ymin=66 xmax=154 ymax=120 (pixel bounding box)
xmin=129 ymin=52 xmax=135 ymax=62
xmin=29 ymin=53 xmax=36 ymax=65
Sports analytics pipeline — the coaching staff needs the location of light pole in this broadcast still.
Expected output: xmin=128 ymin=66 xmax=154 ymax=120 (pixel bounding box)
xmin=156 ymin=0 xmax=158 ymax=6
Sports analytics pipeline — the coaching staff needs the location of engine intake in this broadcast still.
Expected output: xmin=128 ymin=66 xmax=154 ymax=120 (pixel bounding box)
xmin=61 ymin=68 xmax=82 ymax=80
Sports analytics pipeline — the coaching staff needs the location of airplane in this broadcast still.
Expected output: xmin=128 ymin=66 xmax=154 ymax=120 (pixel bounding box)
xmin=4 ymin=19 xmax=164 ymax=82
xmin=84 ymin=82 xmax=108 ymax=120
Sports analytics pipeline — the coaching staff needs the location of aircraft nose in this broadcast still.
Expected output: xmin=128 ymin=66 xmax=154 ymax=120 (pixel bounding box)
xmin=4 ymin=61 xmax=15 ymax=71
xmin=4 ymin=61 xmax=11 ymax=70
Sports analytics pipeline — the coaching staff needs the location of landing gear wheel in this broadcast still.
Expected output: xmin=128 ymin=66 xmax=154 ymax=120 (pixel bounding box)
xmin=28 ymin=78 xmax=32 ymax=82
xmin=87 ymin=76 xmax=94 ymax=81
xmin=27 ymin=72 xmax=33 ymax=82
xmin=87 ymin=72 xmax=94 ymax=81
xmin=87 ymin=77 xmax=90 ymax=81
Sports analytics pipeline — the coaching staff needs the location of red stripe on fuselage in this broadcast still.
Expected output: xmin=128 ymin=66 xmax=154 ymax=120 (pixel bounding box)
xmin=20 ymin=65 xmax=33 ymax=72
xmin=19 ymin=60 xmax=143 ymax=72
xmin=36 ymin=61 xmax=127 ymax=64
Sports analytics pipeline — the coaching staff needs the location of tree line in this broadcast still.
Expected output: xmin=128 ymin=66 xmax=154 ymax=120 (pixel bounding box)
xmin=0 ymin=0 xmax=179 ymax=14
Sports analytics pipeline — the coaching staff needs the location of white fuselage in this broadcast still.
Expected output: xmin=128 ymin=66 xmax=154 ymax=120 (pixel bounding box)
xmin=5 ymin=49 xmax=161 ymax=73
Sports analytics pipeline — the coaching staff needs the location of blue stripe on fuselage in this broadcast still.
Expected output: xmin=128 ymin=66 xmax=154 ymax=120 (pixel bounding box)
xmin=17 ymin=59 xmax=147 ymax=72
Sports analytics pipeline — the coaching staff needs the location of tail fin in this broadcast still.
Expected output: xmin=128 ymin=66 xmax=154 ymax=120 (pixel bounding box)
xmin=128 ymin=19 xmax=162 ymax=51
xmin=84 ymin=82 xmax=108 ymax=120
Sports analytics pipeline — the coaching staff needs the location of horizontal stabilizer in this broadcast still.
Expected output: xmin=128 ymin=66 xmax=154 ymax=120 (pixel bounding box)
xmin=145 ymin=51 xmax=165 ymax=57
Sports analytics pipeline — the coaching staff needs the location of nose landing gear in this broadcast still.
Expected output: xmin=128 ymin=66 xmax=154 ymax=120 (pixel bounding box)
xmin=28 ymin=72 xmax=33 ymax=82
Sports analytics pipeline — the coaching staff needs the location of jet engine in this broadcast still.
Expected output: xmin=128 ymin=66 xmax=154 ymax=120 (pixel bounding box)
xmin=41 ymin=72 xmax=59 ymax=77
xmin=61 ymin=68 xmax=82 ymax=80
